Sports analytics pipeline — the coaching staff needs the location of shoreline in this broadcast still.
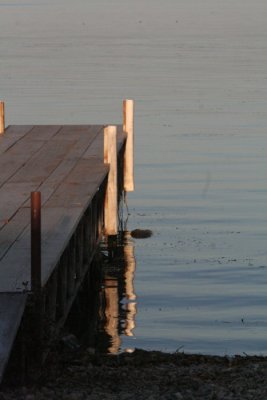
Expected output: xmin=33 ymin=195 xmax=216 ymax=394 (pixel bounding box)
xmin=1 ymin=347 xmax=267 ymax=399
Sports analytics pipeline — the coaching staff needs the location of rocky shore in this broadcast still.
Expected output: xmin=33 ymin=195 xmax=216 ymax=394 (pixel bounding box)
xmin=1 ymin=347 xmax=267 ymax=400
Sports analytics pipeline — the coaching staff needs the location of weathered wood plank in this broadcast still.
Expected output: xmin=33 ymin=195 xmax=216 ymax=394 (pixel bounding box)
xmin=0 ymin=125 xmax=34 ymax=154
xmin=82 ymin=129 xmax=103 ymax=159
xmin=0 ymin=140 xmax=46 ymax=186
xmin=44 ymin=159 xmax=109 ymax=208
xmin=4 ymin=126 xmax=34 ymax=136
xmin=0 ymin=125 xmax=35 ymax=155
xmin=0 ymin=246 xmax=30 ymax=288
xmin=0 ymin=208 xmax=30 ymax=261
xmin=52 ymin=125 xmax=103 ymax=141
xmin=50 ymin=125 xmax=103 ymax=161
xmin=22 ymin=159 xmax=79 ymax=207
xmin=0 ymin=183 xmax=36 ymax=230
xmin=24 ymin=125 xmax=62 ymax=141
xmin=9 ymin=139 xmax=77 ymax=184
xmin=0 ymin=293 xmax=27 ymax=382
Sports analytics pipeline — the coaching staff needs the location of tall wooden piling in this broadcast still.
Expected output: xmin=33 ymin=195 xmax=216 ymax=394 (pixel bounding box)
xmin=123 ymin=99 xmax=134 ymax=192
xmin=104 ymin=125 xmax=118 ymax=235
xmin=0 ymin=101 xmax=5 ymax=134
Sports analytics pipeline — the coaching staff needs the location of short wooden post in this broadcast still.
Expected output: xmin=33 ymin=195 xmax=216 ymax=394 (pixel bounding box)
xmin=30 ymin=191 xmax=43 ymax=363
xmin=104 ymin=125 xmax=118 ymax=235
xmin=123 ymin=99 xmax=134 ymax=192
xmin=0 ymin=101 xmax=5 ymax=134
xmin=31 ymin=191 xmax=41 ymax=295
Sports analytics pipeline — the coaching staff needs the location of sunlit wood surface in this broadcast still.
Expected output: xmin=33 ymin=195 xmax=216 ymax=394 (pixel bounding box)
xmin=0 ymin=124 xmax=126 ymax=292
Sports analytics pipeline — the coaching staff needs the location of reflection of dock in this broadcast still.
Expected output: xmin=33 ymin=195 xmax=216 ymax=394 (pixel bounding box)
xmin=99 ymin=231 xmax=137 ymax=353
xmin=0 ymin=100 xmax=134 ymax=381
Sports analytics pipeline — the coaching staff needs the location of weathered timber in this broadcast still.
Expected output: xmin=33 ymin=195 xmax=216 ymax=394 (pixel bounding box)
xmin=104 ymin=126 xmax=118 ymax=235
xmin=0 ymin=102 xmax=4 ymax=134
xmin=123 ymin=99 xmax=134 ymax=192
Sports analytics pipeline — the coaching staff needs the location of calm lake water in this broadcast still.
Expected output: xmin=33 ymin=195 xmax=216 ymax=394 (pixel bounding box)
xmin=1 ymin=0 xmax=267 ymax=355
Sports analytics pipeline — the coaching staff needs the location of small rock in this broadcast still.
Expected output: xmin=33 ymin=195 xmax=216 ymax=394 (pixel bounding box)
xmin=131 ymin=229 xmax=153 ymax=239
xmin=25 ymin=395 xmax=35 ymax=400
xmin=146 ymin=396 xmax=156 ymax=400
xmin=120 ymin=393 xmax=132 ymax=400
xmin=173 ymin=393 xmax=184 ymax=400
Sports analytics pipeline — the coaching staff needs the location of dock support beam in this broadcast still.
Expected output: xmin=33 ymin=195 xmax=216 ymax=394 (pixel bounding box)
xmin=123 ymin=99 xmax=134 ymax=192
xmin=0 ymin=101 xmax=5 ymax=134
xmin=104 ymin=125 xmax=118 ymax=236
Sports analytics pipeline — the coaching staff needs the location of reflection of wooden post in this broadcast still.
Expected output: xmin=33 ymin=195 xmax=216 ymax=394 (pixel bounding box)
xmin=123 ymin=99 xmax=134 ymax=192
xmin=125 ymin=302 xmax=137 ymax=337
xmin=104 ymin=126 xmax=118 ymax=235
xmin=124 ymin=231 xmax=137 ymax=337
xmin=0 ymin=101 xmax=5 ymax=134
xmin=104 ymin=278 xmax=121 ymax=353
xmin=124 ymin=234 xmax=136 ymax=301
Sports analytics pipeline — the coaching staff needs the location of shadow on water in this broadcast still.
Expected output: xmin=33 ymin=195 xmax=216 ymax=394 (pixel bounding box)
xmin=65 ymin=230 xmax=137 ymax=354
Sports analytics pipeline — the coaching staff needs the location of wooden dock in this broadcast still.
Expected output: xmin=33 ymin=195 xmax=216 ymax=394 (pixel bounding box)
xmin=0 ymin=101 xmax=134 ymax=382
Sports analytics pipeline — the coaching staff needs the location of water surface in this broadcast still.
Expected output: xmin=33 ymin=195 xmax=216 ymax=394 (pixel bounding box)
xmin=1 ymin=0 xmax=267 ymax=355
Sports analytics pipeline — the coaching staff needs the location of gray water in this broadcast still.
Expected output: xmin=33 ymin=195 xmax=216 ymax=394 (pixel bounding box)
xmin=1 ymin=0 xmax=267 ymax=355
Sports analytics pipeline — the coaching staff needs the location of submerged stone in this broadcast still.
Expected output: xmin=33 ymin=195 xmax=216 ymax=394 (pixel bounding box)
xmin=130 ymin=229 xmax=153 ymax=239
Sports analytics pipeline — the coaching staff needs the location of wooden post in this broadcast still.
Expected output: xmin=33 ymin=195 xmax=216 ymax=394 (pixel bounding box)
xmin=30 ymin=191 xmax=43 ymax=364
xmin=0 ymin=101 xmax=5 ymax=134
xmin=104 ymin=125 xmax=118 ymax=235
xmin=123 ymin=99 xmax=134 ymax=192
xmin=31 ymin=191 xmax=41 ymax=295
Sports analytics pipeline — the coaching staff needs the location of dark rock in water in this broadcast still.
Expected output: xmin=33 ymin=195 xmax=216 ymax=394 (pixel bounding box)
xmin=130 ymin=229 xmax=153 ymax=239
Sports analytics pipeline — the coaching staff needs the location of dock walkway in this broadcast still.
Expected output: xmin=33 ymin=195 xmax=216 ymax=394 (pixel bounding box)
xmin=0 ymin=120 xmax=130 ymax=382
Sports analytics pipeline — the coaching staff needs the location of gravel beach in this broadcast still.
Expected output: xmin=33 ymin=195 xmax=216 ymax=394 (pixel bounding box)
xmin=1 ymin=348 xmax=267 ymax=400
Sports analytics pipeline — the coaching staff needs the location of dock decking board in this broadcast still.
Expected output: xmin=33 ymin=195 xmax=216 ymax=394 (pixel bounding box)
xmin=0 ymin=208 xmax=29 ymax=260
xmin=0 ymin=126 xmax=34 ymax=155
xmin=0 ymin=293 xmax=27 ymax=382
xmin=23 ymin=125 xmax=62 ymax=141
xmin=9 ymin=139 xmax=77 ymax=184
xmin=0 ymin=182 xmax=37 ymax=230
xmin=0 ymin=139 xmax=46 ymax=186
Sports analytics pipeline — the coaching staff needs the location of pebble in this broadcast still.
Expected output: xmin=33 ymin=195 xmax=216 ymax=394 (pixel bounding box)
xmin=25 ymin=395 xmax=35 ymax=400
xmin=173 ymin=393 xmax=184 ymax=400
